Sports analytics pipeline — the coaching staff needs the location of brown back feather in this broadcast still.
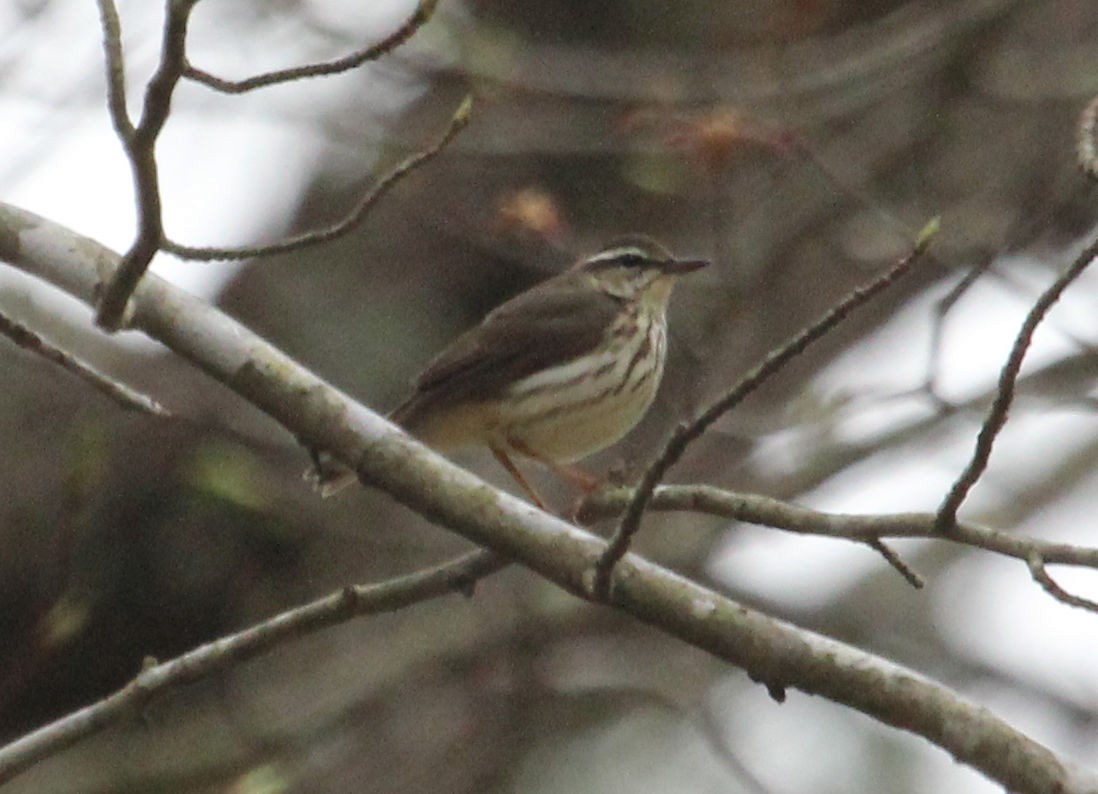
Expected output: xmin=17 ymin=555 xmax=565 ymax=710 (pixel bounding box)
xmin=391 ymin=272 xmax=622 ymax=424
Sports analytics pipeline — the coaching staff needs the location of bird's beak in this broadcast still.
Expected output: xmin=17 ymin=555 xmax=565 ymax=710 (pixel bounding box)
xmin=659 ymin=258 xmax=709 ymax=275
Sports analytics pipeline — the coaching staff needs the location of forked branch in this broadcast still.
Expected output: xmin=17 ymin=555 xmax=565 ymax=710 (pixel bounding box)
xmin=595 ymin=219 xmax=940 ymax=598
xmin=1 ymin=201 xmax=1092 ymax=794
xmin=92 ymin=0 xmax=459 ymax=327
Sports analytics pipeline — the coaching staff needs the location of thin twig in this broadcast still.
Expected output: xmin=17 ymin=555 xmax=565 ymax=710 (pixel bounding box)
xmin=863 ymin=538 xmax=924 ymax=589
xmin=184 ymin=0 xmax=441 ymax=93
xmin=0 ymin=311 xmax=171 ymax=417
xmin=593 ymin=219 xmax=940 ymax=599
xmin=161 ymin=95 xmax=473 ymax=262
xmin=94 ymin=0 xmax=134 ymax=141
xmin=1026 ymin=552 xmax=1098 ymax=614
xmin=0 ymin=549 xmax=504 ymax=785
xmin=936 ymin=232 xmax=1098 ymax=531
xmin=579 ymin=484 xmax=1098 ymax=572
xmin=95 ymin=0 xmax=199 ymax=332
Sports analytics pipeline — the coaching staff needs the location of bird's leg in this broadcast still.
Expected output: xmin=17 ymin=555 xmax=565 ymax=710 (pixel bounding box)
xmin=505 ymin=440 xmax=606 ymax=522
xmin=507 ymin=439 xmax=602 ymax=494
xmin=490 ymin=444 xmax=550 ymax=512
xmin=546 ymin=461 xmax=601 ymax=493
xmin=548 ymin=462 xmax=606 ymax=524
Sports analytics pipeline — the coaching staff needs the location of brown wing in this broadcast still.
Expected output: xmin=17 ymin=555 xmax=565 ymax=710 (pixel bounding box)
xmin=391 ymin=275 xmax=622 ymax=422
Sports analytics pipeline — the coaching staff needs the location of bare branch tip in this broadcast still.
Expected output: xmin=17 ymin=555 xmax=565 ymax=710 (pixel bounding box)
xmin=454 ymin=94 xmax=476 ymax=126
xmin=867 ymin=539 xmax=925 ymax=589
xmin=915 ymin=216 xmax=940 ymax=252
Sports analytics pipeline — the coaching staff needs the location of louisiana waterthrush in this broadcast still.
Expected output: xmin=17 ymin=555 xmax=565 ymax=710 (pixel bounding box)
xmin=315 ymin=235 xmax=707 ymax=507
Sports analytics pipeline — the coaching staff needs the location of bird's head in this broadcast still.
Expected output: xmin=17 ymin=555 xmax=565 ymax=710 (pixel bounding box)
xmin=575 ymin=234 xmax=708 ymax=308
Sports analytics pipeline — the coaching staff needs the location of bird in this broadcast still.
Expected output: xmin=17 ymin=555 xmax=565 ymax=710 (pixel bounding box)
xmin=312 ymin=234 xmax=707 ymax=509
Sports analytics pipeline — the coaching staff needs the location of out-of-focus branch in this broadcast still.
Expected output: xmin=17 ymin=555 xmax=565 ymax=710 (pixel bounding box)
xmin=0 ymin=549 xmax=503 ymax=785
xmin=596 ymin=219 xmax=940 ymax=598
xmin=161 ymin=96 xmax=473 ymax=261
xmin=183 ymin=0 xmax=441 ymax=93
xmin=1 ymin=202 xmax=1095 ymax=794
xmin=0 ymin=311 xmax=170 ymax=417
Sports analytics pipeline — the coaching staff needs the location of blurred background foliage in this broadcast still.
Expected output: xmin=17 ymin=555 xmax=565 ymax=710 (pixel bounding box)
xmin=3 ymin=0 xmax=1098 ymax=792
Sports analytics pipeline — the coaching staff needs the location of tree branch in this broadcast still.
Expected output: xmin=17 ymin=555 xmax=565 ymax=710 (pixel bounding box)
xmin=183 ymin=0 xmax=441 ymax=93
xmin=0 ymin=549 xmax=503 ymax=784
xmin=936 ymin=229 xmax=1098 ymax=531
xmin=1027 ymin=552 xmax=1098 ymax=614
xmin=864 ymin=537 xmax=925 ymax=589
xmin=2 ymin=202 xmax=1095 ymax=794
xmin=95 ymin=0 xmax=199 ymax=331
xmin=596 ymin=219 xmax=940 ymax=598
xmin=579 ymin=484 xmax=1098 ymax=574
xmin=161 ymin=95 xmax=473 ymax=262
xmin=93 ymin=0 xmax=458 ymax=325
xmin=94 ymin=0 xmax=134 ymax=141
xmin=0 ymin=310 xmax=171 ymax=417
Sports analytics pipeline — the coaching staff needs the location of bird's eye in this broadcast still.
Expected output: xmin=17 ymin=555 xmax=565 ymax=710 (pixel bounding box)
xmin=618 ymin=252 xmax=645 ymax=267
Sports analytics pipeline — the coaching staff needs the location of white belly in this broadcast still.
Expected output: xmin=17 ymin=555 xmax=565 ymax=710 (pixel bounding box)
xmin=497 ymin=318 xmax=666 ymax=463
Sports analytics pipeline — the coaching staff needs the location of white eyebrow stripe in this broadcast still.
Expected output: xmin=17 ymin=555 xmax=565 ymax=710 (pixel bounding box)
xmin=587 ymin=246 xmax=649 ymax=264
